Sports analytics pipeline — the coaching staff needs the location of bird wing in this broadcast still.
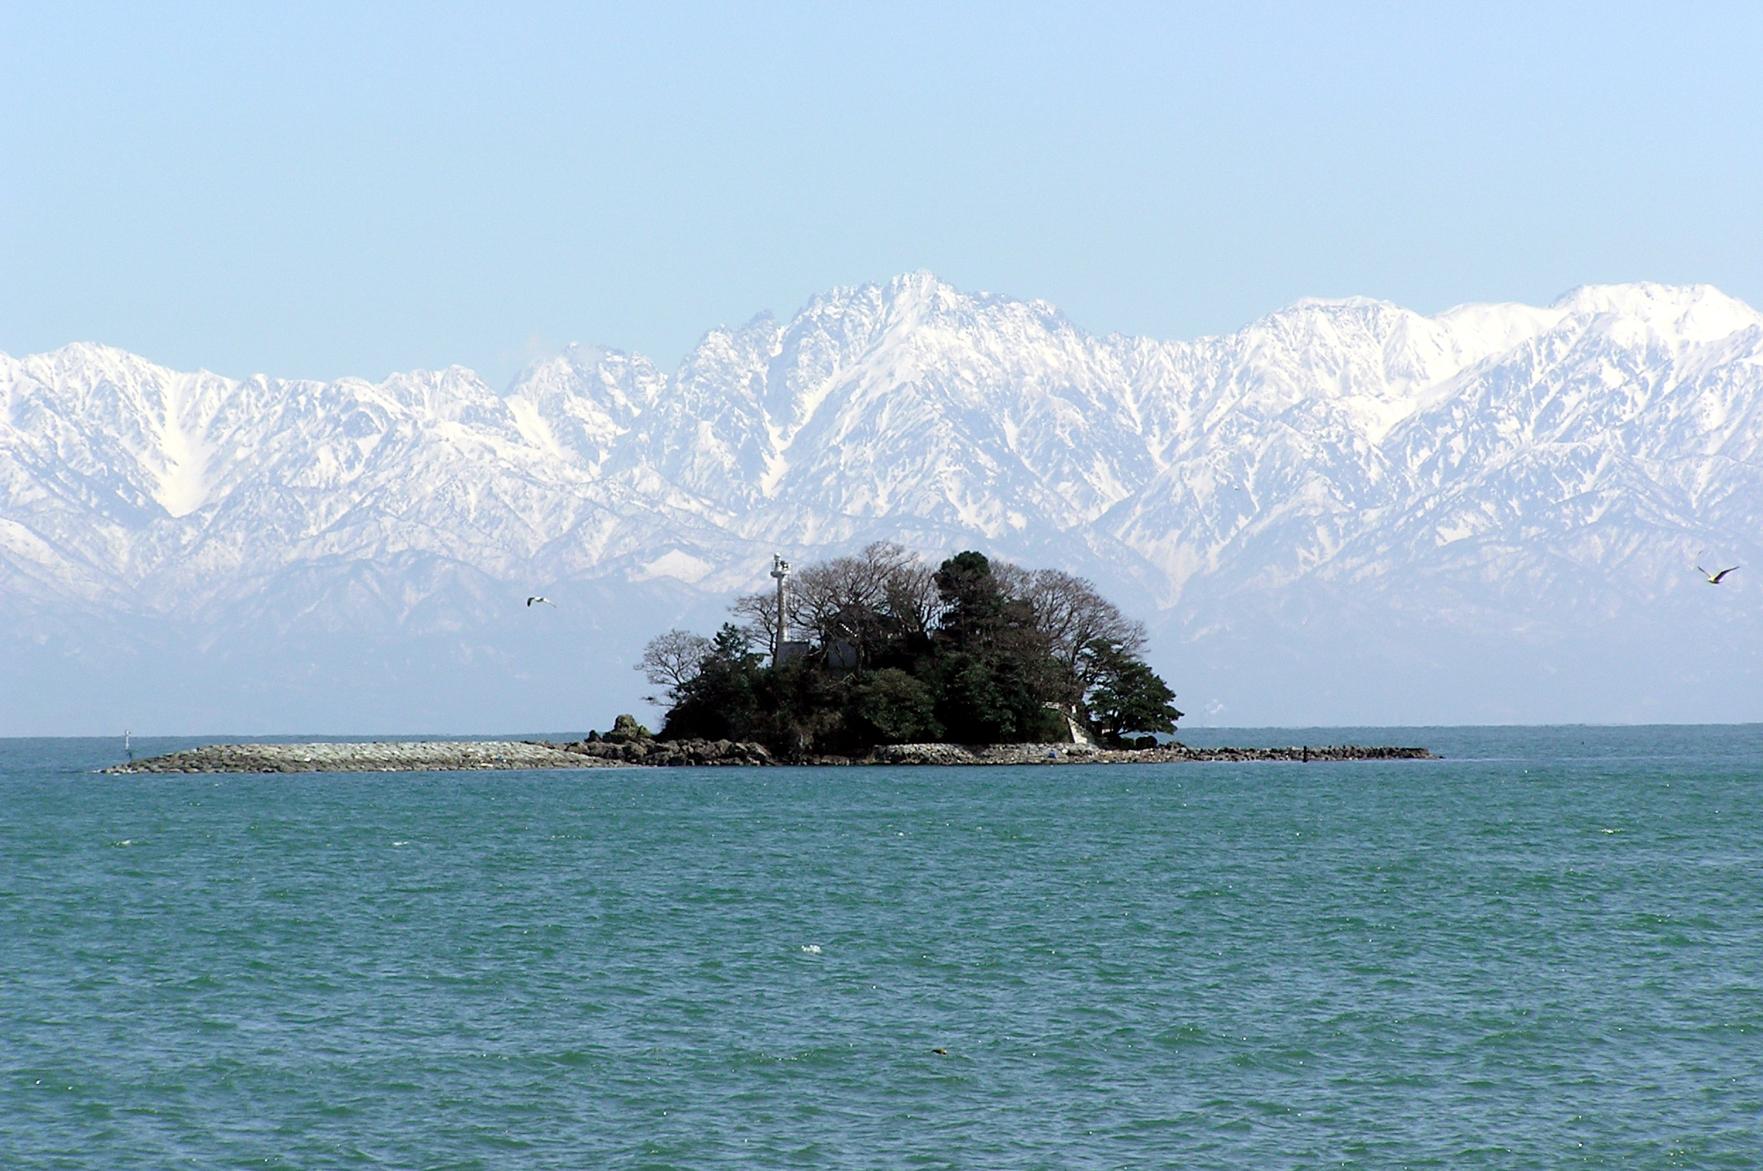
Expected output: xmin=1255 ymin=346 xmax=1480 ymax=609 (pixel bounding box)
xmin=1714 ymin=567 xmax=1739 ymax=583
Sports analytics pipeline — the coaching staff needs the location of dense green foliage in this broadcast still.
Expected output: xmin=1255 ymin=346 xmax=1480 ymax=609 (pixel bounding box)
xmin=639 ymin=546 xmax=1181 ymax=756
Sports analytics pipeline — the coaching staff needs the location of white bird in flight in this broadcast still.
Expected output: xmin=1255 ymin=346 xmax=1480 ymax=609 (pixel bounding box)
xmin=526 ymin=595 xmax=556 ymax=607
xmin=1695 ymin=564 xmax=1738 ymax=585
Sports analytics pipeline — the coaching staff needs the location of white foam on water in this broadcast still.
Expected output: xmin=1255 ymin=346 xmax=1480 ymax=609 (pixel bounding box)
xmin=799 ymin=944 xmax=822 ymax=955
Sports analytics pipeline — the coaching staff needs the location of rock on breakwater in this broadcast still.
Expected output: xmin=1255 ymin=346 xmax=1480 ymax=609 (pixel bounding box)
xmin=554 ymin=738 xmax=777 ymax=766
xmin=106 ymin=741 xmax=624 ymax=774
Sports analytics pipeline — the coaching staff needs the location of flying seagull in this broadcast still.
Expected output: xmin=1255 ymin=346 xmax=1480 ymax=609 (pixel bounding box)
xmin=1695 ymin=565 xmax=1738 ymax=585
xmin=526 ymin=595 xmax=556 ymax=607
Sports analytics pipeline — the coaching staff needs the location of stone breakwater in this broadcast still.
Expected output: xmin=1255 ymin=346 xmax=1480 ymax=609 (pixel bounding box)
xmin=105 ymin=741 xmax=623 ymax=774
xmin=557 ymin=740 xmax=1436 ymax=766
xmin=108 ymin=738 xmax=1435 ymax=774
xmin=862 ymin=742 xmax=1436 ymax=765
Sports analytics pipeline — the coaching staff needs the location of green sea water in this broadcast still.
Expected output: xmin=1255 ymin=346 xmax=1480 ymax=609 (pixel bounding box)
xmin=2 ymin=726 xmax=1759 ymax=1169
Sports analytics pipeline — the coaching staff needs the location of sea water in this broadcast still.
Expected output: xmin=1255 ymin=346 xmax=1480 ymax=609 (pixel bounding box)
xmin=2 ymin=726 xmax=1759 ymax=1169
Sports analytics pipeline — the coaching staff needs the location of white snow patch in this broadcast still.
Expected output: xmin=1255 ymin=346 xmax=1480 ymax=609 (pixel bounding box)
xmin=761 ymin=420 xmax=789 ymax=496
xmin=1435 ymin=300 xmax=1567 ymax=357
xmin=507 ymin=396 xmax=565 ymax=460
xmin=1341 ymin=394 xmax=1419 ymax=444
xmin=634 ymin=549 xmax=713 ymax=583
xmin=155 ymin=392 xmax=212 ymax=518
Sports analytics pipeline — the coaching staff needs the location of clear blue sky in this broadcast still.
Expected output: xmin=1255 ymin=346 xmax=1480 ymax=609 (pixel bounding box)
xmin=4 ymin=1 xmax=1759 ymax=387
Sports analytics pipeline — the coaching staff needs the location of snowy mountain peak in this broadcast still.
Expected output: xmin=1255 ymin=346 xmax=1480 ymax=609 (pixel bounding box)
xmin=1550 ymin=281 xmax=1763 ymax=345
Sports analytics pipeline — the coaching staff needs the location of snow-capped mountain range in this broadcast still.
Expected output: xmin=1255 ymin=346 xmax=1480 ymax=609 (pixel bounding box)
xmin=4 ymin=273 xmax=1759 ymax=733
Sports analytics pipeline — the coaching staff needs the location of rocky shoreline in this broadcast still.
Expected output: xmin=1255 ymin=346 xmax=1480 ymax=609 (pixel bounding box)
xmin=863 ymin=742 xmax=1436 ymax=765
xmin=107 ymin=738 xmax=1435 ymax=774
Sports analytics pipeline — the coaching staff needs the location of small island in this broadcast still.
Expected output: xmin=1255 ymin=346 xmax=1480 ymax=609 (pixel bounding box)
xmin=605 ymin=543 xmax=1426 ymax=763
xmin=635 ymin=544 xmax=1186 ymax=756
xmin=107 ymin=734 xmax=1434 ymax=773
xmin=108 ymin=545 xmax=1435 ymax=773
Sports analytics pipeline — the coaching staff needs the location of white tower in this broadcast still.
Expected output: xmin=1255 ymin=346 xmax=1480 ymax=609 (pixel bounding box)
xmin=769 ymin=553 xmax=791 ymax=666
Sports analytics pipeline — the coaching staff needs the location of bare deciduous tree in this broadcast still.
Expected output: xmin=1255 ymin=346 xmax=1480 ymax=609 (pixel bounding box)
xmin=635 ymin=629 xmax=712 ymax=704
xmin=782 ymin=542 xmax=945 ymax=665
xmin=1003 ymin=567 xmax=1147 ymax=691
xmin=881 ymin=554 xmax=942 ymax=640
xmin=731 ymin=590 xmax=787 ymax=654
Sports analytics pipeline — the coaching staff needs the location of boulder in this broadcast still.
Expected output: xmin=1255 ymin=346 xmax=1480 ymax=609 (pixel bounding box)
xmin=605 ymin=714 xmax=653 ymax=744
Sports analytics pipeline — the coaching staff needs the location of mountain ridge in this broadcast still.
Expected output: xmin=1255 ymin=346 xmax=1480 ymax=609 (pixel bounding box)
xmin=4 ymin=274 xmax=1759 ymax=733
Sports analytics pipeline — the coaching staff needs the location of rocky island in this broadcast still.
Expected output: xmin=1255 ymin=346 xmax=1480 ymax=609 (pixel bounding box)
xmin=109 ymin=546 xmax=1448 ymax=776
xmin=107 ymin=736 xmax=1433 ymax=774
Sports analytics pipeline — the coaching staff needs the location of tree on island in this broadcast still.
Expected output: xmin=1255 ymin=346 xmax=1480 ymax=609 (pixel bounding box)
xmin=633 ymin=628 xmax=712 ymax=705
xmin=1080 ymin=636 xmax=1182 ymax=745
xmin=638 ymin=544 xmax=1181 ymax=756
